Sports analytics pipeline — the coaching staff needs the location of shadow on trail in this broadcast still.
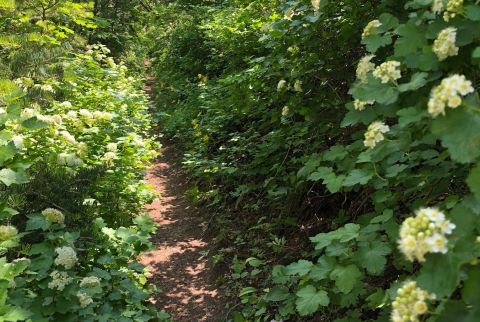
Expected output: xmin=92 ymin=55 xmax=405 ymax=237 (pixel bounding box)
xmin=140 ymin=145 xmax=224 ymax=322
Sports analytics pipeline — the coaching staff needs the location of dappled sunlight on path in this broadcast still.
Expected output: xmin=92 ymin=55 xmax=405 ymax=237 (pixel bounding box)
xmin=140 ymin=145 xmax=224 ymax=321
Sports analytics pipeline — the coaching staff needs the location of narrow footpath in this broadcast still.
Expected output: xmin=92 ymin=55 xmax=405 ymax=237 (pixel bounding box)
xmin=141 ymin=69 xmax=224 ymax=321
xmin=140 ymin=144 xmax=224 ymax=321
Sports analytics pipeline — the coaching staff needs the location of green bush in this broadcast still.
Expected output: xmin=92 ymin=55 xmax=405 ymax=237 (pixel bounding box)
xmin=148 ymin=0 xmax=480 ymax=321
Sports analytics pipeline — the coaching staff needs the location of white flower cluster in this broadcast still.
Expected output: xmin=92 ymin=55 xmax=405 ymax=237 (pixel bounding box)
xmin=54 ymin=246 xmax=78 ymax=269
xmin=354 ymin=99 xmax=375 ymax=111
xmin=59 ymin=101 xmax=72 ymax=108
xmin=356 ymin=55 xmax=375 ymax=83
xmin=373 ymin=61 xmax=402 ymax=84
xmin=433 ymin=27 xmax=458 ymax=61
xmin=311 ymin=0 xmax=320 ymax=11
xmin=57 ymin=153 xmax=84 ymax=167
xmin=444 ymin=0 xmax=463 ymax=21
xmin=362 ymin=20 xmax=382 ymax=38
xmin=37 ymin=114 xmax=62 ymax=126
xmin=391 ymin=281 xmax=431 ymax=322
xmin=277 ymin=79 xmax=287 ymax=91
xmin=284 ymin=7 xmax=295 ymax=21
xmin=59 ymin=130 xmax=77 ymax=144
xmin=80 ymin=276 xmax=101 ymax=288
xmin=363 ymin=121 xmax=389 ymax=148
xmin=281 ymin=106 xmax=290 ymax=117
xmin=427 ymin=74 xmax=474 ymax=117
xmin=399 ymin=207 xmax=455 ymax=262
xmin=12 ymin=135 xmax=24 ymax=149
xmin=48 ymin=270 xmax=72 ymax=291
xmin=0 ymin=225 xmax=18 ymax=241
xmin=432 ymin=0 xmax=444 ymax=14
xmin=294 ymin=80 xmax=303 ymax=92
xmin=42 ymin=208 xmax=65 ymax=224
xmin=76 ymin=291 xmax=93 ymax=308
xmin=106 ymin=143 xmax=118 ymax=152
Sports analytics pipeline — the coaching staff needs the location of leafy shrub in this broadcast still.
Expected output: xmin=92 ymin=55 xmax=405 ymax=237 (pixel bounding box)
xmin=148 ymin=0 xmax=480 ymax=321
xmin=1 ymin=1 xmax=169 ymax=320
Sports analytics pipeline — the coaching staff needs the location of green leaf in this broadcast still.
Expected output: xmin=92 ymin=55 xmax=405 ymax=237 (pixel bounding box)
xmin=325 ymin=174 xmax=345 ymax=193
xmin=323 ymin=145 xmax=348 ymax=161
xmin=309 ymin=257 xmax=336 ymax=281
xmin=21 ymin=117 xmax=48 ymax=130
xmin=467 ymin=164 xmax=480 ymax=199
xmin=394 ymin=23 xmax=427 ymax=57
xmin=26 ymin=214 xmax=50 ymax=231
xmin=462 ymin=268 xmax=480 ymax=304
xmin=398 ymin=72 xmax=428 ymax=92
xmin=355 ymin=241 xmax=391 ymax=275
xmin=349 ymin=76 xmax=399 ymax=105
xmin=330 ymin=264 xmax=362 ymax=294
xmin=265 ymin=286 xmax=290 ymax=302
xmin=0 ymin=143 xmax=17 ymax=165
xmin=332 ymin=223 xmax=361 ymax=242
xmin=397 ymin=107 xmax=427 ymax=128
xmin=343 ymin=169 xmax=373 ymax=187
xmin=286 ymin=260 xmax=313 ymax=276
xmin=431 ymin=108 xmax=480 ymax=163
xmin=0 ymin=168 xmax=27 ymax=186
xmin=362 ymin=34 xmax=392 ymax=53
xmin=307 ymin=167 xmax=333 ymax=182
xmin=295 ymin=285 xmax=329 ymax=316
xmin=472 ymin=47 xmax=480 ymax=58
xmin=465 ymin=5 xmax=480 ymax=21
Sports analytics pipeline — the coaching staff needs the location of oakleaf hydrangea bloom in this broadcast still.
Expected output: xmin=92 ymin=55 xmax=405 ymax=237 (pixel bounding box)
xmin=432 ymin=0 xmax=445 ymax=14
xmin=444 ymin=0 xmax=463 ymax=21
xmin=59 ymin=101 xmax=72 ymax=108
xmin=433 ymin=27 xmax=458 ymax=61
xmin=277 ymin=80 xmax=287 ymax=91
xmin=57 ymin=153 xmax=84 ymax=167
xmin=354 ymin=99 xmax=375 ymax=111
xmin=284 ymin=7 xmax=295 ymax=20
xmin=311 ymin=0 xmax=320 ymax=11
xmin=93 ymin=111 xmax=113 ymax=121
xmin=54 ymin=246 xmax=78 ymax=269
xmin=12 ymin=135 xmax=24 ymax=149
xmin=80 ymin=276 xmax=101 ymax=288
xmin=48 ymin=270 xmax=72 ymax=291
xmin=76 ymin=292 xmax=93 ymax=308
xmin=59 ymin=130 xmax=77 ymax=144
xmin=373 ymin=61 xmax=401 ymax=84
xmin=42 ymin=208 xmax=65 ymax=224
xmin=294 ymin=80 xmax=303 ymax=92
xmin=281 ymin=106 xmax=289 ymax=117
xmin=0 ymin=108 xmax=6 ymax=114
xmin=106 ymin=143 xmax=117 ymax=152
xmin=363 ymin=121 xmax=389 ymax=148
xmin=356 ymin=55 xmax=375 ymax=83
xmin=427 ymin=74 xmax=474 ymax=117
xmin=362 ymin=20 xmax=382 ymax=38
xmin=399 ymin=207 xmax=455 ymax=262
xmin=0 ymin=225 xmax=18 ymax=241
xmin=391 ymin=281 xmax=431 ymax=322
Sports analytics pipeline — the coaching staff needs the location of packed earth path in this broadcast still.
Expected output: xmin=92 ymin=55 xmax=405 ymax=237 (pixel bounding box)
xmin=140 ymin=70 xmax=225 ymax=321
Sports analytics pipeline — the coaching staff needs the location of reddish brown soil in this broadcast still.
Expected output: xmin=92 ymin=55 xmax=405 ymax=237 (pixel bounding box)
xmin=140 ymin=144 xmax=225 ymax=321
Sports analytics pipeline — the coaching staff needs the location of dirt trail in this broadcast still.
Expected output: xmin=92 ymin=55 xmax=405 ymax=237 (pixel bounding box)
xmin=141 ymin=145 xmax=224 ymax=321
xmin=141 ymin=68 xmax=224 ymax=321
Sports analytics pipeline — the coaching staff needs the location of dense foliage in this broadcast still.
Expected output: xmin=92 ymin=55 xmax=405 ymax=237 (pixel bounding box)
xmin=0 ymin=1 xmax=168 ymax=321
xmin=148 ymin=0 xmax=480 ymax=321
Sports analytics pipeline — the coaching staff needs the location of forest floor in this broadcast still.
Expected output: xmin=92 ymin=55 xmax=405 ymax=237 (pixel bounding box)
xmin=140 ymin=70 xmax=225 ymax=321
